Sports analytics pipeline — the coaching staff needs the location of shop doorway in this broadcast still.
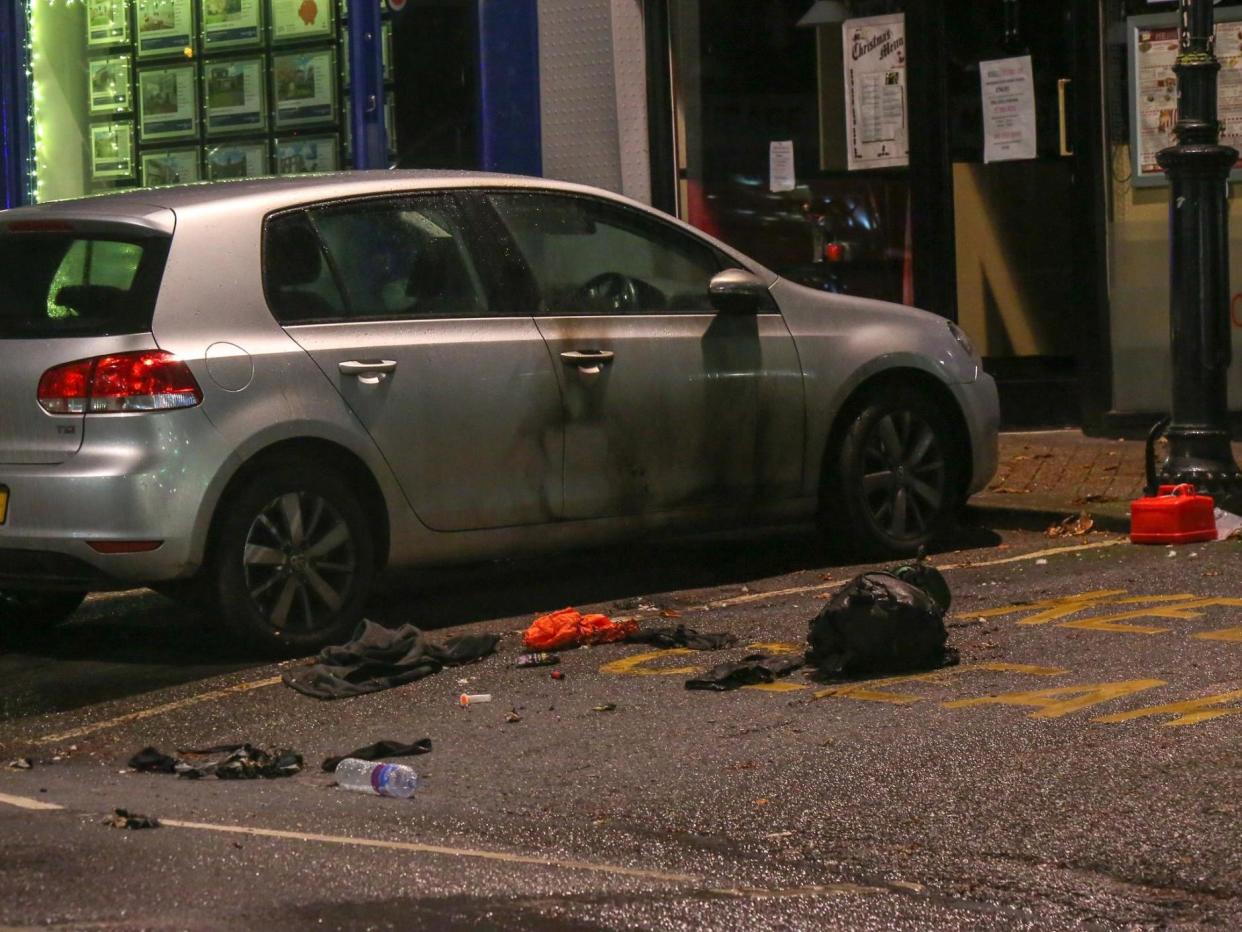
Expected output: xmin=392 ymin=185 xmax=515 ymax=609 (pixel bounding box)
xmin=943 ymin=0 xmax=1108 ymax=427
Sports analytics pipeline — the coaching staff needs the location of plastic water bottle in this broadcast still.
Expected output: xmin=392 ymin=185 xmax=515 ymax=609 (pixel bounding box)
xmin=334 ymin=758 xmax=419 ymax=798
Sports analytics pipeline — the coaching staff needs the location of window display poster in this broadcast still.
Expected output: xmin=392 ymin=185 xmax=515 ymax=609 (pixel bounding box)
xmin=203 ymin=0 xmax=262 ymax=50
xmin=273 ymin=49 xmax=337 ymax=126
xmin=769 ymin=140 xmax=795 ymax=192
xmin=136 ymin=0 xmax=195 ymax=57
xmin=89 ymin=56 xmax=133 ymax=114
xmin=87 ymin=0 xmax=130 ymax=46
xmin=1132 ymin=24 xmax=1180 ymax=178
xmin=275 ymin=135 xmax=339 ymax=174
xmin=270 ymin=0 xmax=334 ymax=42
xmin=142 ymin=148 xmax=201 ymax=186
xmin=206 ymin=141 xmax=269 ymax=179
xmin=1215 ymin=22 xmax=1242 ymax=159
xmin=90 ymin=122 xmax=134 ymax=179
xmin=980 ymin=55 xmax=1037 ymax=162
xmin=842 ymin=14 xmax=908 ymax=171
xmin=139 ymin=65 xmax=198 ymax=140
xmin=205 ymin=57 xmax=266 ymax=134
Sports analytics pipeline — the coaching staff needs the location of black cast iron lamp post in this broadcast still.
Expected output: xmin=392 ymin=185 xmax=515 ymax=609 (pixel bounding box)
xmin=1154 ymin=0 xmax=1242 ymax=509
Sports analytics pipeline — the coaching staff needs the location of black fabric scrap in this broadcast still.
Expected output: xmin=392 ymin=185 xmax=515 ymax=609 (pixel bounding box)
xmin=129 ymin=744 xmax=303 ymax=779
xmin=322 ymin=738 xmax=433 ymax=772
xmin=104 ymin=808 xmax=160 ymax=829
xmin=685 ymin=653 xmax=804 ymax=691
xmin=626 ymin=624 xmax=737 ymax=651
xmin=283 ymin=620 xmax=501 ymax=700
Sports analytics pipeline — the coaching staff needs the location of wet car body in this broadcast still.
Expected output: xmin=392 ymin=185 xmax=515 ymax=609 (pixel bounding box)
xmin=0 ymin=171 xmax=997 ymax=650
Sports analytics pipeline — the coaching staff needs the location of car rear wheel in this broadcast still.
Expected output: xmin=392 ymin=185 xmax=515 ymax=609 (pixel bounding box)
xmin=209 ymin=461 xmax=375 ymax=655
xmin=0 ymin=589 xmax=88 ymax=629
xmin=823 ymin=386 xmax=960 ymax=558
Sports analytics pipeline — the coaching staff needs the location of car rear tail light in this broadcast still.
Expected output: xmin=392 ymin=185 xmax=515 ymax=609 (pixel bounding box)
xmin=87 ymin=540 xmax=163 ymax=554
xmin=38 ymin=351 xmax=203 ymax=415
xmin=824 ymin=242 xmax=845 ymax=263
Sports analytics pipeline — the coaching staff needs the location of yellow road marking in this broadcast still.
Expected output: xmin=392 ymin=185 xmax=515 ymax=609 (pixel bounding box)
xmin=1195 ymin=627 xmax=1242 ymax=642
xmin=1094 ymin=688 xmax=1242 ymax=727
xmin=944 ymin=679 xmax=1165 ymax=719
xmin=813 ymin=662 xmax=1064 ymax=705
xmin=742 ymin=682 xmax=806 ymax=693
xmin=0 ymin=791 xmax=64 ymax=811
xmin=598 ymin=649 xmax=701 ymax=677
xmin=973 ymin=590 xmax=1128 ymax=622
xmin=33 ymin=676 xmax=283 ymax=745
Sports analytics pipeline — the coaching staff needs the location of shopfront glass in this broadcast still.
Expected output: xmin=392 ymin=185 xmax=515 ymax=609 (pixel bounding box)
xmin=670 ymin=0 xmax=910 ymax=303
xmin=21 ymin=0 xmax=474 ymax=203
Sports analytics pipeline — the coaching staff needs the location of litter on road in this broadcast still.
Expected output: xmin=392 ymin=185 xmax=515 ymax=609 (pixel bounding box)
xmin=333 ymin=758 xmax=419 ymax=799
xmin=459 ymin=693 xmax=492 ymax=706
xmin=321 ymin=738 xmax=432 ymax=773
xmin=128 ymin=744 xmax=303 ymax=779
xmin=283 ymin=620 xmax=500 ymax=700
xmin=624 ymin=624 xmax=737 ymax=651
xmin=104 ymin=808 xmax=160 ymax=829
xmin=523 ymin=607 xmax=637 ymax=651
xmin=685 ymin=654 xmax=804 ymax=691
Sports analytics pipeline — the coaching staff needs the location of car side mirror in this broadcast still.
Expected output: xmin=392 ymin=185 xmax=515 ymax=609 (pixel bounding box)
xmin=709 ymin=269 xmax=769 ymax=314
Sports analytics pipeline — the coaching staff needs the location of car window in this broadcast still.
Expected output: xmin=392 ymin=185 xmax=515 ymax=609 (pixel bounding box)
xmin=0 ymin=233 xmax=167 ymax=338
xmin=263 ymin=212 xmax=349 ymax=323
xmin=485 ymin=192 xmax=724 ymax=315
xmin=311 ymin=196 xmax=492 ymax=321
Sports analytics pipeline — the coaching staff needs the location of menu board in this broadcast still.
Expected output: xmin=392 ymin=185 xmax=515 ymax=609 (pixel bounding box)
xmin=842 ymin=14 xmax=908 ymax=171
xmin=1128 ymin=10 xmax=1242 ymax=185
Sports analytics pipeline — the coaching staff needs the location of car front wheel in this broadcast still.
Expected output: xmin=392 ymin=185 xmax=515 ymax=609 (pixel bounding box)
xmin=824 ymin=386 xmax=960 ymax=558
xmin=210 ymin=461 xmax=375 ymax=655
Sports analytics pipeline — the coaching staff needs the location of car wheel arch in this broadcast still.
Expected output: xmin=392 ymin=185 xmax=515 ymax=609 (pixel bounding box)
xmin=202 ymin=438 xmax=392 ymax=574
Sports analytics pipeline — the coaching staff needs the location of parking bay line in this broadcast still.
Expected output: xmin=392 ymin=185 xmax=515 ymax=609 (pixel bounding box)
xmin=0 ymin=792 xmax=881 ymax=895
xmin=29 ymin=539 xmax=1125 ymax=747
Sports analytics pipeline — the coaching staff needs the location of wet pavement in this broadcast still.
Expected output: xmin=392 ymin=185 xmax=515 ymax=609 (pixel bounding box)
xmin=1 ymin=515 xmax=1239 ymax=930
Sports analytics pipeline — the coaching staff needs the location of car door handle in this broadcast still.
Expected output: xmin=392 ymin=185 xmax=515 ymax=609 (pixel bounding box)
xmin=339 ymin=359 xmax=397 ymax=384
xmin=560 ymin=350 xmax=615 ymax=366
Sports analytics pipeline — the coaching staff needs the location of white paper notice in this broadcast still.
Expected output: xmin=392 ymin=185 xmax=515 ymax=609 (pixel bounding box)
xmin=842 ymin=14 xmax=908 ymax=171
xmin=980 ymin=55 xmax=1037 ymax=162
xmin=769 ymin=140 xmax=795 ymax=192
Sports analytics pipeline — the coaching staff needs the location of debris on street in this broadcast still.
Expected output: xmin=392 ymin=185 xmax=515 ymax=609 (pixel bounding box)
xmin=459 ymin=693 xmax=492 ymax=706
xmin=806 ymin=569 xmax=956 ymax=675
xmin=550 ymin=670 xmax=565 ymax=680
xmin=522 ymin=607 xmax=637 ymax=651
xmin=128 ymin=744 xmax=303 ymax=779
xmin=625 ymin=624 xmax=737 ymax=651
xmin=591 ymin=703 xmax=617 ymax=713
xmin=7 ymin=757 xmax=33 ymax=770
xmin=1130 ymin=483 xmax=1216 ymax=544
xmin=283 ymin=620 xmax=500 ymax=700
xmin=685 ymin=654 xmax=803 ymax=691
xmin=1046 ymin=511 xmax=1095 ymax=538
xmin=104 ymin=808 xmax=160 ymax=830
xmin=516 ymin=652 xmax=559 ymax=667
xmin=505 ymin=710 xmax=523 ymax=723
xmin=334 ymin=758 xmax=419 ymax=798
xmin=1214 ymin=507 xmax=1242 ymax=540
xmin=320 ymin=738 xmax=432 ymax=773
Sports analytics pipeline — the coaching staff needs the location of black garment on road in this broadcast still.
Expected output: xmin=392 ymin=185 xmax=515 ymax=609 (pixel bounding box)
xmin=806 ymin=571 xmax=956 ymax=675
xmin=322 ymin=737 xmax=433 ymax=772
xmin=282 ymin=620 xmax=501 ymax=700
xmin=128 ymin=746 xmax=179 ymax=774
xmin=128 ymin=744 xmax=303 ymax=779
xmin=626 ymin=624 xmax=737 ymax=651
xmin=685 ymin=653 xmax=804 ymax=691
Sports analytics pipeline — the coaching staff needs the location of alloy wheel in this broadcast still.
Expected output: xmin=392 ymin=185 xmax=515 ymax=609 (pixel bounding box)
xmin=860 ymin=409 xmax=947 ymax=540
xmin=241 ymin=491 xmax=357 ymax=633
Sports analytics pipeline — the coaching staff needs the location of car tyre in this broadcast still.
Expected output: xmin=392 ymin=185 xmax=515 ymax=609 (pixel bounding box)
xmin=823 ymin=386 xmax=961 ymax=559
xmin=0 ymin=589 xmax=88 ymax=631
xmin=209 ymin=460 xmax=375 ymax=655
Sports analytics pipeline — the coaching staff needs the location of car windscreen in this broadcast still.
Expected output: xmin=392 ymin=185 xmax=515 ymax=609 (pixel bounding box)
xmin=0 ymin=232 xmax=170 ymax=339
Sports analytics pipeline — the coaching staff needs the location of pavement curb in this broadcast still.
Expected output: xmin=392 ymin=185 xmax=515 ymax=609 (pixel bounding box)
xmin=965 ymin=503 xmax=1132 ymax=536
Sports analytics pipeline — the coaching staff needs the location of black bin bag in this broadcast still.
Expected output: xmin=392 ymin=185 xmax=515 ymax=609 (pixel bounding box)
xmin=806 ymin=571 xmax=956 ymax=675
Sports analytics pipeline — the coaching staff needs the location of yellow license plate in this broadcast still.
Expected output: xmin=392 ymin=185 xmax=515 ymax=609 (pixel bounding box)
xmin=0 ymin=487 xmax=7 ymax=524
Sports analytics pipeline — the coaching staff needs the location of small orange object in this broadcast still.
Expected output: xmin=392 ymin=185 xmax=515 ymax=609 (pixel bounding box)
xmin=523 ymin=607 xmax=637 ymax=651
xmin=1130 ymin=484 xmax=1216 ymax=544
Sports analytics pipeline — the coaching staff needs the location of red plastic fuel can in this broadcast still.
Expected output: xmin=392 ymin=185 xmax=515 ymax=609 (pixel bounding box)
xmin=1129 ymin=484 xmax=1217 ymax=545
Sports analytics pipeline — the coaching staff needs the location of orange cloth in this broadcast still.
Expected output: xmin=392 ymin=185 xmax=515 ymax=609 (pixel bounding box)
xmin=523 ymin=607 xmax=637 ymax=651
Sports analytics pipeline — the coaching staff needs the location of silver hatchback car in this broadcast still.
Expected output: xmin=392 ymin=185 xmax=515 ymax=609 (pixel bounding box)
xmin=0 ymin=172 xmax=998 ymax=651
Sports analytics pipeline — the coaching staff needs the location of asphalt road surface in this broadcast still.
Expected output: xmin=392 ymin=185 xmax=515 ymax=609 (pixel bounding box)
xmin=1 ymin=516 xmax=1239 ymax=930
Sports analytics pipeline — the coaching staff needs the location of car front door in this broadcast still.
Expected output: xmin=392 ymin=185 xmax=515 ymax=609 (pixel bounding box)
xmin=478 ymin=190 xmax=805 ymax=520
xmin=267 ymin=193 xmax=564 ymax=531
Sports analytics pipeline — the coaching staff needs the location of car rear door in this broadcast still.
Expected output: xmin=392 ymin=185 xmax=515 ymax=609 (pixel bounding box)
xmin=478 ymin=190 xmax=805 ymax=520
xmin=0 ymin=217 xmax=171 ymax=465
xmin=270 ymin=192 xmax=565 ymax=531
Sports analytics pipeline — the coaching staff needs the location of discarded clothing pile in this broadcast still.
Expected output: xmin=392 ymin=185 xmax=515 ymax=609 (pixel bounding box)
xmin=805 ymin=565 xmax=956 ymax=675
xmin=321 ymin=737 xmax=432 ymax=772
xmin=523 ymin=607 xmax=637 ymax=651
xmin=686 ymin=653 xmax=803 ymax=691
xmin=128 ymin=743 xmax=303 ymax=779
xmin=284 ymin=620 xmax=500 ymax=700
xmin=626 ymin=624 xmax=737 ymax=651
